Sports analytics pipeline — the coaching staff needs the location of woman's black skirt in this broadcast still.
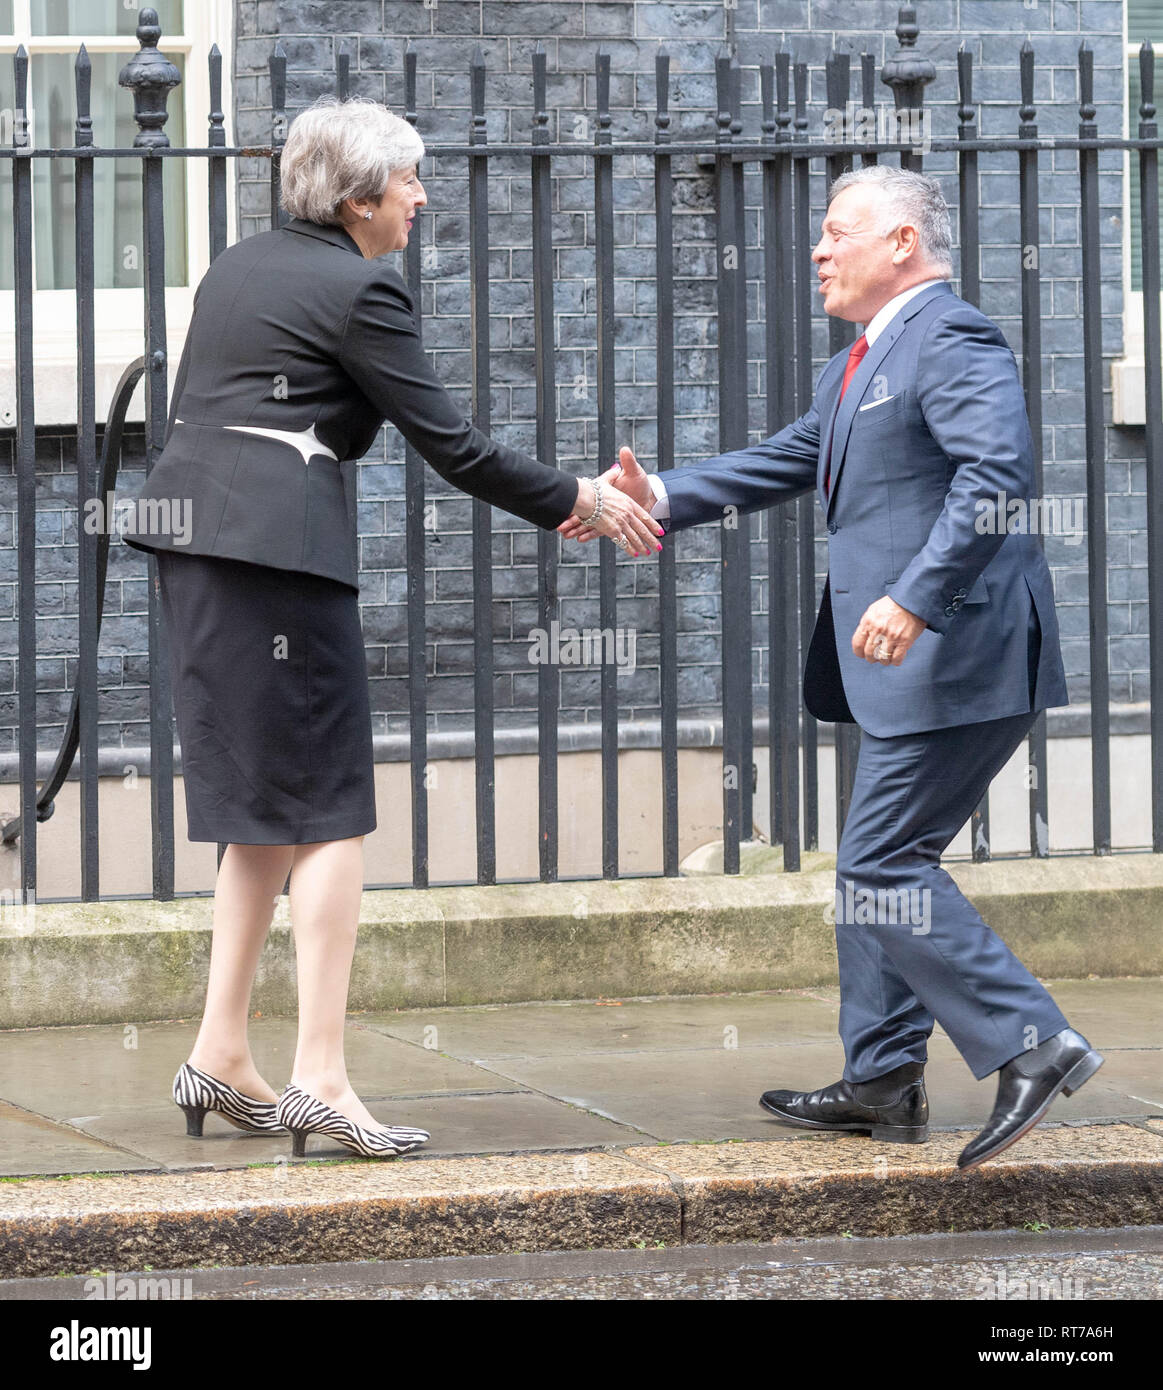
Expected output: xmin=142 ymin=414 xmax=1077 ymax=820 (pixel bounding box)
xmin=156 ymin=550 xmax=377 ymax=845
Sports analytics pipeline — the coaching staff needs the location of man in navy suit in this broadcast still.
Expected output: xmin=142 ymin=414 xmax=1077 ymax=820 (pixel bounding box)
xmin=561 ymin=165 xmax=1103 ymax=1169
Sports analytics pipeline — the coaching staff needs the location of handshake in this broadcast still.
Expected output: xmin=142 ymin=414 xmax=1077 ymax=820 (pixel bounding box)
xmin=557 ymin=447 xmax=664 ymax=559
xmin=558 ymin=443 xmax=926 ymax=668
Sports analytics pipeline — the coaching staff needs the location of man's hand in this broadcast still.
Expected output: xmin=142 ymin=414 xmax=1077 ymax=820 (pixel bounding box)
xmin=852 ymin=596 xmax=926 ymax=666
xmin=558 ymin=447 xmax=654 ymax=542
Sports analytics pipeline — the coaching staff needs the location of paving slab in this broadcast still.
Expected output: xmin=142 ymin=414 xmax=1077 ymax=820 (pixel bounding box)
xmin=63 ymin=1089 xmax=642 ymax=1173
xmin=0 ymin=1102 xmax=159 ymax=1179
xmin=1072 ymin=1051 xmax=1163 ymax=1111
xmin=359 ymin=989 xmax=843 ymax=1059
xmin=62 ymin=1106 xmax=298 ymax=1173
xmin=472 ymin=1038 xmax=1158 ymax=1143
xmin=0 ymin=1017 xmax=506 ymax=1123
xmin=1032 ymin=977 xmax=1163 ymax=1049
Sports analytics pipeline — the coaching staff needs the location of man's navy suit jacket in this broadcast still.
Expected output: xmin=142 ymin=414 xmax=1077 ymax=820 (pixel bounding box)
xmin=656 ymin=281 xmax=1069 ymax=738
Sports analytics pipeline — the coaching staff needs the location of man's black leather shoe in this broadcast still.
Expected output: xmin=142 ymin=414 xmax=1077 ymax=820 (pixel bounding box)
xmin=957 ymin=1028 xmax=1104 ymax=1171
xmin=759 ymin=1060 xmax=928 ymax=1143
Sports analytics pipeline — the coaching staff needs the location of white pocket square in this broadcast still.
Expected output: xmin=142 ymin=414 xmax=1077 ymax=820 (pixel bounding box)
xmin=858 ymin=394 xmax=897 ymax=411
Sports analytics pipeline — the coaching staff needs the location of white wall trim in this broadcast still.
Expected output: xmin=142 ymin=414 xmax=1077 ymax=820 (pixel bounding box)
xmin=0 ymin=0 xmax=236 ymax=428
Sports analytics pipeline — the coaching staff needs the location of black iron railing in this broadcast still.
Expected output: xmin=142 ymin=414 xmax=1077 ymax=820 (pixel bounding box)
xmin=3 ymin=4 xmax=1162 ymax=903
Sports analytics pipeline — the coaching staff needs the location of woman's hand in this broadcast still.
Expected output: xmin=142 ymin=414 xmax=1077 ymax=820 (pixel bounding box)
xmin=560 ymin=448 xmax=663 ymax=557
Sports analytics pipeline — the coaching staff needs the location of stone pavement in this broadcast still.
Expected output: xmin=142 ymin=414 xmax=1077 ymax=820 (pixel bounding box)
xmin=0 ymin=980 xmax=1159 ymax=1277
xmin=2 ymin=978 xmax=1160 ymax=1175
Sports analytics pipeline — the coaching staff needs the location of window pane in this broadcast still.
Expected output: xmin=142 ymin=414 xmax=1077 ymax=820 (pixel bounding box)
xmin=30 ymin=51 xmax=188 ymax=290
xmin=0 ymin=1 xmax=13 ymax=33
xmin=31 ymin=0 xmax=183 ymax=35
xmin=0 ymin=59 xmax=16 ymax=292
xmin=1128 ymin=63 xmax=1163 ymax=296
xmin=1129 ymin=1 xmax=1163 ymax=44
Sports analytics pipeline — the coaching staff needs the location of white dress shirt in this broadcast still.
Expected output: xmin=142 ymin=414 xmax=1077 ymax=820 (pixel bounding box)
xmin=645 ymin=277 xmax=947 ymax=521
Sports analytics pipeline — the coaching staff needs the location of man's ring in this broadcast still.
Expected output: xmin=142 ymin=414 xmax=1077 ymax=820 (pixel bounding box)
xmin=875 ymin=643 xmax=891 ymax=662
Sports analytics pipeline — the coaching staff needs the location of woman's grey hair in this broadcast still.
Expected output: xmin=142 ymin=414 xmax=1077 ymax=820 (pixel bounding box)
xmin=279 ymin=95 xmax=426 ymax=225
xmin=827 ymin=165 xmax=953 ymax=275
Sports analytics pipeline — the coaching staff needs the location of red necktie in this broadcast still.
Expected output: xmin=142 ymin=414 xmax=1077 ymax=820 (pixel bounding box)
xmin=824 ymin=333 xmax=869 ymax=498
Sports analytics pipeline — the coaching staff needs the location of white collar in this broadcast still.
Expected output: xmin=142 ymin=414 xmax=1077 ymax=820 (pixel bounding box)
xmin=862 ymin=278 xmax=947 ymax=346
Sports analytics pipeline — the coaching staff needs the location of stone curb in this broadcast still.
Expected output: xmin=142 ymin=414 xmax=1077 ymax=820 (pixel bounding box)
xmin=3 ymin=856 xmax=1163 ymax=1027
xmin=1 ymin=1125 xmax=1160 ymax=1279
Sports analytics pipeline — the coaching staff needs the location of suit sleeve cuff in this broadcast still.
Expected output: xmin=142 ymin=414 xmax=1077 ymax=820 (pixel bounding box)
xmin=887 ymin=579 xmax=949 ymax=636
xmin=647 ymin=472 xmax=670 ymax=522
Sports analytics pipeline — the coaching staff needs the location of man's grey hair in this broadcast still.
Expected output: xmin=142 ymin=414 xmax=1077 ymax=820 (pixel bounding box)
xmin=279 ymin=95 xmax=425 ymax=225
xmin=827 ymin=165 xmax=953 ymax=275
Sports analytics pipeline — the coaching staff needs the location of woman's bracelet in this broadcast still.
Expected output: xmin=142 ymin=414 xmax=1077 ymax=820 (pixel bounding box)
xmin=577 ymin=478 xmax=604 ymax=528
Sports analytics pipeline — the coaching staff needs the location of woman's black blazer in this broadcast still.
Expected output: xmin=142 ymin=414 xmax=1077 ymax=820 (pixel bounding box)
xmin=123 ymin=217 xmax=579 ymax=590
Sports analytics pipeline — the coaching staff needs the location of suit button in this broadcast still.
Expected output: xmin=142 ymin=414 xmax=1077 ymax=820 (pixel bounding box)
xmin=827 ymin=522 xmax=838 ymax=534
xmin=944 ymin=605 xmax=955 ymax=617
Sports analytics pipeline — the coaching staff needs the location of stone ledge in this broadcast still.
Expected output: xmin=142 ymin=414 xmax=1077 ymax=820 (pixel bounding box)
xmin=0 ymin=1125 xmax=1158 ymax=1279
xmin=2 ymin=855 xmax=1163 ymax=1026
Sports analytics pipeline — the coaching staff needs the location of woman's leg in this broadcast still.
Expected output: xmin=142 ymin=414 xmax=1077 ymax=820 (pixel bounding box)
xmin=287 ymin=835 xmax=386 ymax=1131
xmin=185 ymin=842 xmax=296 ymax=1101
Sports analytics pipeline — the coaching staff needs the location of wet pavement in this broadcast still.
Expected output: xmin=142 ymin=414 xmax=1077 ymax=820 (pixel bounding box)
xmin=0 ymin=978 xmax=1159 ymax=1176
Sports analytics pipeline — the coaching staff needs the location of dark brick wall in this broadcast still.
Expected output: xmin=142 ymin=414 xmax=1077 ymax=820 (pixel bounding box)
xmin=0 ymin=426 xmax=152 ymax=755
xmin=2 ymin=1 xmax=1147 ymax=758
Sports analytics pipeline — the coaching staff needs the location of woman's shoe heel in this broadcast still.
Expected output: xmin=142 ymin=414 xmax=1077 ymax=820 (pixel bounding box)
xmin=277 ymin=1081 xmax=430 ymax=1160
xmin=180 ymin=1102 xmax=209 ymax=1137
xmin=171 ymin=1061 xmax=283 ymax=1136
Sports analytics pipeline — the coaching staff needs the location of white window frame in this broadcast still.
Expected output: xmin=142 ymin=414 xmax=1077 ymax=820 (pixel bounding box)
xmin=1114 ymin=3 xmax=1162 ymax=423
xmin=0 ymin=0 xmax=236 ymax=427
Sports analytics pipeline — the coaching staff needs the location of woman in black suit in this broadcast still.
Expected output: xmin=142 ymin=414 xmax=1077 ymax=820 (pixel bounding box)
xmin=124 ymin=95 xmax=664 ymax=1159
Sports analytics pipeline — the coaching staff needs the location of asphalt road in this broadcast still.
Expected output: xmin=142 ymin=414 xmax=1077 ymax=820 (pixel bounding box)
xmin=5 ymin=1225 xmax=1161 ymax=1301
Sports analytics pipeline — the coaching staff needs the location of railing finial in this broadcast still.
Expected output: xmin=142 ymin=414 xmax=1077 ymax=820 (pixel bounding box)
xmin=655 ymin=47 xmax=671 ymax=137
xmin=1140 ymin=40 xmax=1157 ymax=128
xmin=117 ymin=7 xmax=181 ymax=150
xmin=1078 ymin=40 xmax=1096 ymax=128
xmin=881 ymin=3 xmax=934 ymax=111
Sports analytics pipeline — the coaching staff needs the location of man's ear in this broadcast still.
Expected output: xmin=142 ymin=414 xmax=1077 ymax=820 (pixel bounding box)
xmin=891 ymin=222 xmax=921 ymax=264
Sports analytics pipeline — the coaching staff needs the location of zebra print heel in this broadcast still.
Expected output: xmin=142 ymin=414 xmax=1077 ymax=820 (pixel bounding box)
xmin=276 ymin=1081 xmax=430 ymax=1160
xmin=172 ymin=1061 xmax=283 ymax=1136
xmin=179 ymin=1101 xmax=210 ymax=1137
